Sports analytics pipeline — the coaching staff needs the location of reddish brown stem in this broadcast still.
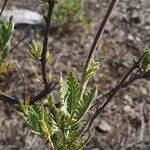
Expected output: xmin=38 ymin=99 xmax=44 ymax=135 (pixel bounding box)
xmin=87 ymin=53 xmax=145 ymax=129
xmin=82 ymin=0 xmax=119 ymax=80
xmin=41 ymin=0 xmax=55 ymax=87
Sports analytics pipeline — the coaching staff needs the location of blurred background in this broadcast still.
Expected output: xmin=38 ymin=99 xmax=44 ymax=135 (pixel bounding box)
xmin=0 ymin=0 xmax=150 ymax=149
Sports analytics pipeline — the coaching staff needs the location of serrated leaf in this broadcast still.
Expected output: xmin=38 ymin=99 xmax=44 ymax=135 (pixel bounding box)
xmin=51 ymin=132 xmax=64 ymax=150
xmin=141 ymin=49 xmax=150 ymax=72
xmin=48 ymin=95 xmax=58 ymax=120
xmin=66 ymin=72 xmax=80 ymax=115
xmin=68 ymin=117 xmax=94 ymax=147
xmin=48 ymin=95 xmax=64 ymax=127
xmin=18 ymin=103 xmax=52 ymax=137
xmin=83 ymin=59 xmax=100 ymax=82
xmin=68 ymin=123 xmax=80 ymax=141
xmin=74 ymin=85 xmax=97 ymax=122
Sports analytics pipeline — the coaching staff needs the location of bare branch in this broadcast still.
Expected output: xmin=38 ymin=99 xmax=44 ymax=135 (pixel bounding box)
xmin=82 ymin=0 xmax=119 ymax=81
xmin=10 ymin=33 xmax=29 ymax=52
xmin=0 ymin=0 xmax=8 ymax=17
xmin=87 ymin=53 xmax=145 ymax=129
xmin=0 ymin=81 xmax=58 ymax=105
xmin=96 ymin=69 xmax=150 ymax=101
xmin=31 ymin=81 xmax=58 ymax=104
xmin=41 ymin=0 xmax=55 ymax=87
xmin=0 ymin=93 xmax=18 ymax=104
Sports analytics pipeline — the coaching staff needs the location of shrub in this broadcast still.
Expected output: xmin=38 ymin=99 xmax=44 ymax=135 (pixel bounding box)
xmin=52 ymin=0 xmax=86 ymax=25
xmin=0 ymin=0 xmax=150 ymax=149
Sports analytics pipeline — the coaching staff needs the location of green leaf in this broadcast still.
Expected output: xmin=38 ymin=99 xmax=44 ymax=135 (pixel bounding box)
xmin=83 ymin=59 xmax=100 ymax=83
xmin=48 ymin=95 xmax=59 ymax=123
xmin=141 ymin=49 xmax=150 ymax=72
xmin=0 ymin=18 xmax=14 ymax=50
xmin=67 ymin=123 xmax=80 ymax=141
xmin=0 ymin=18 xmax=14 ymax=64
xmin=28 ymin=40 xmax=42 ymax=61
xmin=18 ymin=103 xmax=52 ymax=137
xmin=25 ymin=105 xmax=45 ymax=134
xmin=66 ymin=72 xmax=80 ymax=115
xmin=74 ymin=85 xmax=97 ymax=122
xmin=68 ymin=120 xmax=91 ymax=145
xmin=51 ymin=132 xmax=64 ymax=150
xmin=46 ymin=51 xmax=52 ymax=63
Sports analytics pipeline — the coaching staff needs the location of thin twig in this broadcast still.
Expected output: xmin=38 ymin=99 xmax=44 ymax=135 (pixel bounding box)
xmin=0 ymin=81 xmax=58 ymax=105
xmin=41 ymin=0 xmax=55 ymax=87
xmin=0 ymin=93 xmax=18 ymax=104
xmin=0 ymin=0 xmax=8 ymax=17
xmin=10 ymin=33 xmax=29 ymax=52
xmin=96 ymin=69 xmax=150 ymax=101
xmin=31 ymin=81 xmax=58 ymax=104
xmin=87 ymin=53 xmax=145 ymax=129
xmin=82 ymin=0 xmax=119 ymax=81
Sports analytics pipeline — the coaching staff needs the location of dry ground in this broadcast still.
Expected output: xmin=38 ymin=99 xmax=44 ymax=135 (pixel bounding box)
xmin=0 ymin=0 xmax=150 ymax=149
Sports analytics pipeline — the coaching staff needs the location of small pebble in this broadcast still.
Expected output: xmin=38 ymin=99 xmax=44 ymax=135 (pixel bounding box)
xmin=96 ymin=120 xmax=111 ymax=133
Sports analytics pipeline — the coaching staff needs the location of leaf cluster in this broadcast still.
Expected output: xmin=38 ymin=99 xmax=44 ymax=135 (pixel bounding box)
xmin=28 ymin=40 xmax=52 ymax=62
xmin=18 ymin=59 xmax=100 ymax=150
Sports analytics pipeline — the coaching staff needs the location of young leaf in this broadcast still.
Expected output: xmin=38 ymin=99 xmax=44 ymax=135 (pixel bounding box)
xmin=46 ymin=51 xmax=52 ymax=63
xmin=28 ymin=40 xmax=42 ymax=61
xmin=66 ymin=72 xmax=80 ymax=115
xmin=74 ymin=85 xmax=97 ymax=122
xmin=141 ymin=49 xmax=150 ymax=72
xmin=18 ymin=99 xmax=26 ymax=114
xmin=83 ymin=59 xmax=100 ymax=83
